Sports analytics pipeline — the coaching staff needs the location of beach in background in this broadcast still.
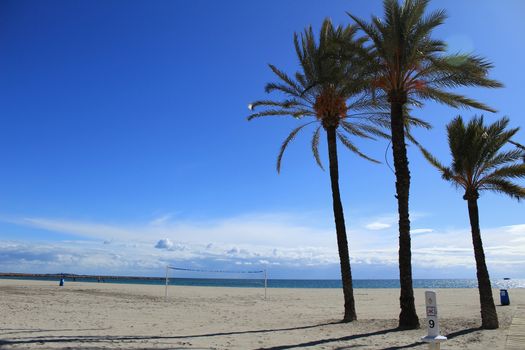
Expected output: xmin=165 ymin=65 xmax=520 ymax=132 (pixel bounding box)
xmin=1 ymin=279 xmax=523 ymax=349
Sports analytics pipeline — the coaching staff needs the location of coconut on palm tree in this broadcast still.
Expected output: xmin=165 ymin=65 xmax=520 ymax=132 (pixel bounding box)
xmin=421 ymin=116 xmax=525 ymax=329
xmin=348 ymin=0 xmax=502 ymax=328
xmin=248 ymin=19 xmax=389 ymax=322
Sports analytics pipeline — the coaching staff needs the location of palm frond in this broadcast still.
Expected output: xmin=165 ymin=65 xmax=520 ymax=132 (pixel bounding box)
xmin=423 ymin=55 xmax=503 ymax=89
xmin=340 ymin=122 xmax=377 ymax=140
xmin=417 ymin=142 xmax=448 ymax=174
xmin=405 ymin=129 xmax=420 ymax=147
xmin=311 ymin=126 xmax=324 ymax=170
xmin=416 ymin=88 xmax=497 ymax=112
xmin=483 ymin=163 xmax=525 ymax=181
xmin=268 ymin=64 xmax=303 ymax=93
xmin=406 ymin=115 xmax=432 ymax=130
xmin=265 ymin=82 xmax=301 ymax=96
xmin=478 ymin=149 xmax=525 ymax=174
xmin=342 ymin=121 xmax=390 ymax=139
xmin=276 ymin=122 xmax=315 ymax=173
xmin=481 ymin=178 xmax=525 ymax=200
xmin=337 ymin=131 xmax=380 ymax=163
xmin=247 ymin=109 xmax=304 ymax=121
xmin=248 ymin=99 xmax=301 ymax=111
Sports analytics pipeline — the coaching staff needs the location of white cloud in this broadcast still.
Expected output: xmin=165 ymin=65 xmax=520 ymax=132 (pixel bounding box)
xmin=15 ymin=217 xmax=138 ymax=240
xmin=505 ymin=224 xmax=525 ymax=234
xmin=1 ymin=213 xmax=524 ymax=278
xmin=4 ymin=212 xmax=334 ymax=249
xmin=0 ymin=240 xmax=164 ymax=275
xmin=155 ymin=238 xmax=173 ymax=249
xmin=150 ymin=214 xmax=175 ymax=226
xmin=411 ymin=228 xmax=434 ymax=234
xmin=227 ymin=247 xmax=239 ymax=255
xmin=365 ymin=222 xmax=391 ymax=230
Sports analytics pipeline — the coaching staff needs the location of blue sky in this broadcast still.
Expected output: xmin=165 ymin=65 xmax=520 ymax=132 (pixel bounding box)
xmin=0 ymin=0 xmax=524 ymax=279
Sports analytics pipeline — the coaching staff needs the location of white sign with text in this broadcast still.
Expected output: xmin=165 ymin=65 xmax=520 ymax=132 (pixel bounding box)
xmin=421 ymin=290 xmax=447 ymax=349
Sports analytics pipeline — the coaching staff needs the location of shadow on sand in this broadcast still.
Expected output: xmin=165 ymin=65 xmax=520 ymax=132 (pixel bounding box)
xmin=375 ymin=327 xmax=482 ymax=350
xmin=0 ymin=324 xmax=482 ymax=350
xmin=258 ymin=325 xmax=481 ymax=350
xmin=0 ymin=322 xmax=335 ymax=349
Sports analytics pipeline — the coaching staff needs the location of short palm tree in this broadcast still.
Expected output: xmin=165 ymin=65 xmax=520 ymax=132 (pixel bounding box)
xmin=348 ymin=0 xmax=502 ymax=328
xmin=248 ymin=19 xmax=388 ymax=322
xmin=421 ymin=116 xmax=525 ymax=329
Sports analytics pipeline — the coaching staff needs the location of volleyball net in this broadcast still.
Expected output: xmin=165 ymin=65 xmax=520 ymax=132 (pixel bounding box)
xmin=164 ymin=266 xmax=268 ymax=300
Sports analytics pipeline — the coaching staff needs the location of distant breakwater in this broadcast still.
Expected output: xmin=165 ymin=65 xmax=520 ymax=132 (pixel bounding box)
xmin=0 ymin=272 xmax=164 ymax=282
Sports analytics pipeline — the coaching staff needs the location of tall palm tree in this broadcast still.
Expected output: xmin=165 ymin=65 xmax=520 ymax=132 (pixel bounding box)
xmin=348 ymin=0 xmax=502 ymax=328
xmin=420 ymin=116 xmax=525 ymax=329
xmin=248 ymin=19 xmax=388 ymax=322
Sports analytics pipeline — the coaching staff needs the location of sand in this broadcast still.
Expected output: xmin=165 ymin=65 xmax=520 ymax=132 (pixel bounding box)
xmin=0 ymin=279 xmax=523 ymax=349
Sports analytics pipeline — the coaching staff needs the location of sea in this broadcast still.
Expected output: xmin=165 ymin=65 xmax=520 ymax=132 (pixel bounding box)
xmin=1 ymin=276 xmax=524 ymax=289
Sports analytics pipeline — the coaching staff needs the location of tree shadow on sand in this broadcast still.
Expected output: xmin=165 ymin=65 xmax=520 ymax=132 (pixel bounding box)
xmin=0 ymin=324 xmax=482 ymax=350
xmin=376 ymin=327 xmax=482 ymax=350
xmin=0 ymin=322 xmax=337 ymax=349
xmin=259 ymin=326 xmax=482 ymax=350
xmin=258 ymin=327 xmax=402 ymax=350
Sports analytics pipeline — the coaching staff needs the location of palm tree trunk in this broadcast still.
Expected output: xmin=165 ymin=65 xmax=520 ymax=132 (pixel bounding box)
xmin=466 ymin=197 xmax=499 ymax=329
xmin=390 ymin=100 xmax=419 ymax=329
xmin=326 ymin=125 xmax=357 ymax=322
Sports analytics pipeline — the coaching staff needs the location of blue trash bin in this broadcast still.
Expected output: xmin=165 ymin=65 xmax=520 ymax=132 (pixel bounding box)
xmin=500 ymin=289 xmax=510 ymax=305
xmin=59 ymin=278 xmax=64 ymax=287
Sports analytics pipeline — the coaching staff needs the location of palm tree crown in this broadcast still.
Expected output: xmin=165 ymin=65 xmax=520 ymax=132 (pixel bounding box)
xmin=248 ymin=19 xmax=387 ymax=171
xmin=349 ymin=0 xmax=502 ymax=108
xmin=423 ymin=116 xmax=525 ymax=200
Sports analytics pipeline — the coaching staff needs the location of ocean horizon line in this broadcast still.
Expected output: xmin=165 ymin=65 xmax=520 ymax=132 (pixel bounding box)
xmin=1 ymin=272 xmax=523 ymax=289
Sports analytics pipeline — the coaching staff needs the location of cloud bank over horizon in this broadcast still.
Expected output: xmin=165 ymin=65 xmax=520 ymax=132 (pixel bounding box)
xmin=0 ymin=213 xmax=524 ymax=279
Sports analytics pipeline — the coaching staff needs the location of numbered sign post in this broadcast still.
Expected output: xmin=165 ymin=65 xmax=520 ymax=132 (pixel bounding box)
xmin=421 ymin=290 xmax=447 ymax=350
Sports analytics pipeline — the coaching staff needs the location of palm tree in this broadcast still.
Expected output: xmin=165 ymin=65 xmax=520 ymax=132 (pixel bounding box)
xmin=348 ymin=0 xmax=502 ymax=328
xmin=248 ymin=19 xmax=388 ymax=322
xmin=420 ymin=116 xmax=525 ymax=329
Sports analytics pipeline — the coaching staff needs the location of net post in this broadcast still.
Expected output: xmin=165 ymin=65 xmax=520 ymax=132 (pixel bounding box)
xmin=164 ymin=265 xmax=169 ymax=302
xmin=264 ymin=267 xmax=267 ymax=300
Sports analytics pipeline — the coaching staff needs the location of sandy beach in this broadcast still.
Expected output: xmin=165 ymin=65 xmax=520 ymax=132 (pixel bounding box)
xmin=0 ymin=279 xmax=523 ymax=349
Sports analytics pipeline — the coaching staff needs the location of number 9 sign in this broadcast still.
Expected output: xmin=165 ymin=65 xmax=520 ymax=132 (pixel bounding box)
xmin=421 ymin=290 xmax=447 ymax=347
xmin=425 ymin=291 xmax=440 ymax=336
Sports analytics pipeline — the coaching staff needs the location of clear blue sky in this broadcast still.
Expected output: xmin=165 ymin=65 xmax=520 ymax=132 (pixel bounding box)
xmin=0 ymin=0 xmax=524 ymax=279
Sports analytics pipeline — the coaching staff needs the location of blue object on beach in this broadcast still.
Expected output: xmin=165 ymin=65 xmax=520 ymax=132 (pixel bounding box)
xmin=59 ymin=278 xmax=64 ymax=287
xmin=500 ymin=289 xmax=510 ymax=305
